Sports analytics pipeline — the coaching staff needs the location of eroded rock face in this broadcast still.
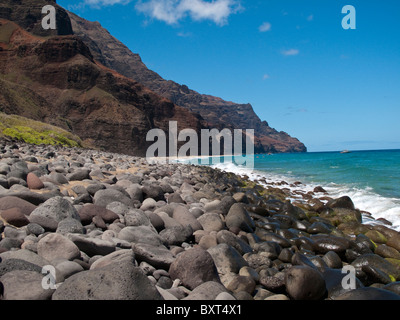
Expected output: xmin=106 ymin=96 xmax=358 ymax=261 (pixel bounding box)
xmin=0 ymin=0 xmax=73 ymax=36
xmin=0 ymin=18 xmax=206 ymax=157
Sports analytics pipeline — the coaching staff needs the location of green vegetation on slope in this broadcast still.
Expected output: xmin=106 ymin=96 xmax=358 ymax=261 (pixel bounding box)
xmin=0 ymin=112 xmax=83 ymax=147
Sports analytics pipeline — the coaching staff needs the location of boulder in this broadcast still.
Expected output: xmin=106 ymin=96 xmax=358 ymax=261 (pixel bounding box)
xmin=225 ymin=203 xmax=255 ymax=233
xmin=285 ymin=265 xmax=327 ymax=300
xmin=93 ymin=189 xmax=132 ymax=208
xmin=169 ymin=248 xmax=220 ymax=290
xmin=132 ymin=243 xmax=175 ymax=270
xmin=118 ymin=225 xmax=163 ymax=246
xmin=334 ymin=287 xmax=400 ymax=300
xmin=26 ymin=172 xmax=44 ymax=190
xmin=0 ymin=270 xmax=54 ymax=300
xmin=172 ymin=205 xmax=202 ymax=232
xmin=37 ymin=233 xmax=81 ymax=262
xmin=207 ymin=243 xmax=248 ymax=275
xmin=0 ymin=196 xmax=37 ymax=216
xmin=0 ymin=207 xmax=30 ymax=227
xmin=52 ymin=260 xmax=162 ymax=300
xmin=28 ymin=196 xmax=80 ymax=231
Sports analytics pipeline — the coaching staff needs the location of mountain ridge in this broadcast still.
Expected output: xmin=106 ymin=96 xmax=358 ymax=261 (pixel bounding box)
xmin=67 ymin=10 xmax=307 ymax=154
xmin=0 ymin=0 xmax=307 ymax=156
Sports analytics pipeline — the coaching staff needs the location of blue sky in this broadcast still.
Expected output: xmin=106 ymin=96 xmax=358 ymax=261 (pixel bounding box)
xmin=59 ymin=0 xmax=400 ymax=152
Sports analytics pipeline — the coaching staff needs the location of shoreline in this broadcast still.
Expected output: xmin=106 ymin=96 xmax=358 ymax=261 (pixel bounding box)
xmin=0 ymin=141 xmax=400 ymax=300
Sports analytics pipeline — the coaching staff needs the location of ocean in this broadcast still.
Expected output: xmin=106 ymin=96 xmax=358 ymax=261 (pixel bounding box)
xmin=179 ymin=149 xmax=400 ymax=231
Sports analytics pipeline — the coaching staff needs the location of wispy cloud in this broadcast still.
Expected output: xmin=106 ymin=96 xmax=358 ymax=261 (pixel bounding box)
xmin=284 ymin=107 xmax=308 ymax=116
xmin=281 ymin=48 xmax=299 ymax=56
xmin=306 ymin=14 xmax=314 ymax=21
xmin=259 ymin=22 xmax=271 ymax=32
xmin=177 ymin=31 xmax=193 ymax=37
xmin=135 ymin=0 xmax=242 ymax=26
xmin=262 ymin=74 xmax=270 ymax=80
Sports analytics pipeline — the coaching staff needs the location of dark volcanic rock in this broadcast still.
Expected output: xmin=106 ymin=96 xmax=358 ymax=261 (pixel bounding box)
xmin=334 ymin=287 xmax=400 ymax=300
xmin=285 ymin=266 xmax=327 ymax=300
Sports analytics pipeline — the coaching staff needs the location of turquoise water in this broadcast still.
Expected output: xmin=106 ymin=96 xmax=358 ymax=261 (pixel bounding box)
xmin=180 ymin=149 xmax=400 ymax=230
xmin=253 ymin=149 xmax=400 ymax=199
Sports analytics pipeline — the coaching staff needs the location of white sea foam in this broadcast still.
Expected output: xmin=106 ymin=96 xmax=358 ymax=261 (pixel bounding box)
xmin=209 ymin=161 xmax=400 ymax=232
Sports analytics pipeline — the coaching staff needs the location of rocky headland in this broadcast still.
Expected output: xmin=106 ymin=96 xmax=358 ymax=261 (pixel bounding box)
xmin=0 ymin=140 xmax=400 ymax=300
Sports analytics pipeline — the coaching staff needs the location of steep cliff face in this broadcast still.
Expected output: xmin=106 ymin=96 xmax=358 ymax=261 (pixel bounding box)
xmin=68 ymin=11 xmax=307 ymax=153
xmin=0 ymin=0 xmax=306 ymax=156
xmin=0 ymin=19 xmax=205 ymax=156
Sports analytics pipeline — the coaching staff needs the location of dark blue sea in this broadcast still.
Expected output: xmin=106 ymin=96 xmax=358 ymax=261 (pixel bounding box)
xmin=180 ymin=149 xmax=400 ymax=230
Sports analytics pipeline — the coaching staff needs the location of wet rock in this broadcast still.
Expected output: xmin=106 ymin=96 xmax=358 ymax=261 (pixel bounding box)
xmin=322 ymin=251 xmax=343 ymax=269
xmin=327 ymin=196 xmax=355 ymax=210
xmin=216 ymin=230 xmax=252 ymax=255
xmin=351 ymin=253 xmax=400 ymax=281
xmin=334 ymin=287 xmax=400 ymax=300
xmin=322 ymin=268 xmax=364 ymax=299
xmin=285 ymin=265 xmax=326 ymax=300
xmin=375 ymin=244 xmax=400 ymax=260
xmin=311 ymin=234 xmax=352 ymax=255
xmin=225 ymin=203 xmax=255 ymax=233
xmin=383 ymin=282 xmax=400 ymax=295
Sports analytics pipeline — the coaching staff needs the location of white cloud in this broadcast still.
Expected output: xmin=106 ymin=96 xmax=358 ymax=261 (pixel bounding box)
xmin=135 ymin=0 xmax=241 ymax=26
xmin=177 ymin=31 xmax=193 ymax=37
xmin=307 ymin=14 xmax=313 ymax=21
xmin=259 ymin=22 xmax=271 ymax=32
xmin=281 ymin=49 xmax=299 ymax=56
xmin=262 ymin=74 xmax=270 ymax=80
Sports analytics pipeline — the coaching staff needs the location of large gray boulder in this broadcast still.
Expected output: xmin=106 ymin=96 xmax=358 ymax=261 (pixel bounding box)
xmin=52 ymin=261 xmax=163 ymax=300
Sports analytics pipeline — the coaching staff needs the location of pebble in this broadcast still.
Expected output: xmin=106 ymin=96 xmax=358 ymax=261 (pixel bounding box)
xmin=0 ymin=141 xmax=399 ymax=301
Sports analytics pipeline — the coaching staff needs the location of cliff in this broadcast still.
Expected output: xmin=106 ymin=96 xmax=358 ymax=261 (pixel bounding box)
xmin=68 ymin=11 xmax=307 ymax=154
xmin=0 ymin=17 xmax=205 ymax=156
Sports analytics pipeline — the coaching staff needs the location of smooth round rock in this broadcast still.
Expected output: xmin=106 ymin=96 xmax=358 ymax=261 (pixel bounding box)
xmin=285 ymin=266 xmax=327 ymax=300
xmin=169 ymin=247 xmax=220 ymax=290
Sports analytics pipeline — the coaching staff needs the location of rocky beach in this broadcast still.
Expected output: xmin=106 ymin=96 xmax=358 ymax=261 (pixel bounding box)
xmin=1 ymin=140 xmax=400 ymax=301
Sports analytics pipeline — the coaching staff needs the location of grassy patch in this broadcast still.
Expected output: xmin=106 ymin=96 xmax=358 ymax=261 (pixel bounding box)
xmin=0 ymin=21 xmax=18 ymax=43
xmin=0 ymin=112 xmax=83 ymax=148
